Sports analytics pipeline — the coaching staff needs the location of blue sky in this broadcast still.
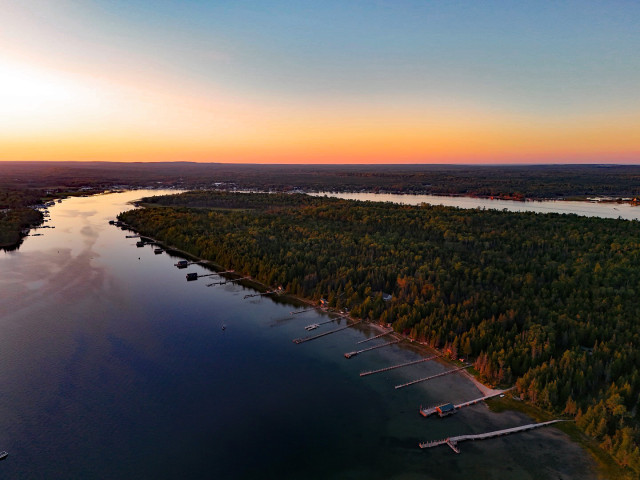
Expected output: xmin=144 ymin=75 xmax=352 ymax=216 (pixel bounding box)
xmin=1 ymin=0 xmax=638 ymax=163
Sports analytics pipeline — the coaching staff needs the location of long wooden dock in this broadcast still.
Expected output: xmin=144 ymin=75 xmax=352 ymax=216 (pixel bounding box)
xmin=293 ymin=321 xmax=362 ymax=344
xmin=418 ymin=419 xmax=566 ymax=453
xmin=306 ymin=318 xmax=338 ymax=329
xmin=202 ymin=270 xmax=236 ymax=283
xmin=356 ymin=330 xmax=394 ymax=345
xmin=243 ymin=291 xmax=275 ymax=299
xmin=395 ymin=365 xmax=471 ymax=390
xmin=344 ymin=339 xmax=402 ymax=358
xmin=206 ymin=275 xmax=250 ymax=286
xmin=360 ymin=355 xmax=438 ymax=377
xmin=290 ymin=307 xmax=317 ymax=315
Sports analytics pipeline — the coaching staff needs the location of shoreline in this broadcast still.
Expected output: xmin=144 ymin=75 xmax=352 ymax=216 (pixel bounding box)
xmin=115 ymin=192 xmax=630 ymax=479
xmin=117 ymin=209 xmax=505 ymax=401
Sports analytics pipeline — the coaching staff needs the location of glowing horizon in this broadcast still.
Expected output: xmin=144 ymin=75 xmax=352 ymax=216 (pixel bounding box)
xmin=1 ymin=1 xmax=639 ymax=164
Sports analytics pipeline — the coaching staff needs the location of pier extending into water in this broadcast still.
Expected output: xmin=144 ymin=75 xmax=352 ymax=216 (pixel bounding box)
xmin=344 ymin=339 xmax=402 ymax=358
xmin=395 ymin=365 xmax=471 ymax=390
xmin=243 ymin=291 xmax=275 ymax=299
xmin=419 ymin=390 xmax=511 ymax=417
xmin=290 ymin=307 xmax=317 ymax=315
xmin=206 ymin=275 xmax=250 ymax=286
xmin=304 ymin=318 xmax=338 ymax=330
xmin=360 ymin=355 xmax=438 ymax=377
xmin=293 ymin=321 xmax=362 ymax=344
xmin=356 ymin=330 xmax=394 ymax=344
xmin=418 ymin=420 xmax=567 ymax=453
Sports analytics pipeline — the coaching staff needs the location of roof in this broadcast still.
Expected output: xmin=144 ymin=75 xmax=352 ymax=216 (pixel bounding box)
xmin=436 ymin=403 xmax=455 ymax=412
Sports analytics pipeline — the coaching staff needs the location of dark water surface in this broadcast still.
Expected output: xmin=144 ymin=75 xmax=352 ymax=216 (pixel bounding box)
xmin=0 ymin=191 xmax=597 ymax=479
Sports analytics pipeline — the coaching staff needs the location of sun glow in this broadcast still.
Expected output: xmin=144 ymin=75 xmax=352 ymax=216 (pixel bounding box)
xmin=0 ymin=57 xmax=105 ymax=135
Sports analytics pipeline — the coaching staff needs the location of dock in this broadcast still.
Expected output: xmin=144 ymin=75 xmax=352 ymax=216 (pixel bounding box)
xmin=344 ymin=339 xmax=402 ymax=358
xmin=206 ymin=274 xmax=249 ymax=286
xmin=356 ymin=330 xmax=394 ymax=344
xmin=360 ymin=355 xmax=438 ymax=377
xmin=243 ymin=291 xmax=275 ymax=299
xmin=395 ymin=365 xmax=471 ymax=390
xmin=290 ymin=307 xmax=317 ymax=315
xmin=418 ymin=420 xmax=567 ymax=453
xmin=293 ymin=321 xmax=362 ymax=344
xmin=200 ymin=269 xmax=235 ymax=279
xmin=419 ymin=391 xmax=508 ymax=418
xmin=306 ymin=318 xmax=338 ymax=329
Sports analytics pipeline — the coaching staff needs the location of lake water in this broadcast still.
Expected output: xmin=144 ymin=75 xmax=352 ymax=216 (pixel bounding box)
xmin=0 ymin=191 xmax=597 ymax=479
xmin=315 ymin=192 xmax=640 ymax=220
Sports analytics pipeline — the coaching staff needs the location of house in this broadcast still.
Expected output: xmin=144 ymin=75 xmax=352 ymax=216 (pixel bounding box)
xmin=435 ymin=403 xmax=456 ymax=417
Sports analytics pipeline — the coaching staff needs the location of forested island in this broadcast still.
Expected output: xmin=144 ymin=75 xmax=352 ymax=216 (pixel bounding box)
xmin=120 ymin=191 xmax=640 ymax=476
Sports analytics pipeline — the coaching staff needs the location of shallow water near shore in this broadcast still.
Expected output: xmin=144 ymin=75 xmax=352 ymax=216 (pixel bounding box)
xmin=0 ymin=191 xmax=597 ymax=479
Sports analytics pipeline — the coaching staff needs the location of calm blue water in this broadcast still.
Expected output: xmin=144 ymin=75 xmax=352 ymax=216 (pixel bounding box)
xmin=0 ymin=191 xmax=597 ymax=479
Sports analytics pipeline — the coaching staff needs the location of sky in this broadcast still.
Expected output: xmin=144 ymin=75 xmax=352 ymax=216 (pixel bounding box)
xmin=0 ymin=0 xmax=639 ymax=164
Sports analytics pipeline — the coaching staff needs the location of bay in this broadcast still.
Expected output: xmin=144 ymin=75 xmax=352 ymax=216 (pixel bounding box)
xmin=0 ymin=190 xmax=597 ymax=479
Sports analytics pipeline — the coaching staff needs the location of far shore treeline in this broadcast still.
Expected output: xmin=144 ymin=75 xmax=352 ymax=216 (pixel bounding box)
xmin=120 ymin=191 xmax=640 ymax=474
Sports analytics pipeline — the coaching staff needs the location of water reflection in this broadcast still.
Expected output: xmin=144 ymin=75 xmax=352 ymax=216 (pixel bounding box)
xmin=315 ymin=192 xmax=640 ymax=220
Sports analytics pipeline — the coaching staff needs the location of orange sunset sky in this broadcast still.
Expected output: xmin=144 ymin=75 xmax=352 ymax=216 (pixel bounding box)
xmin=1 ymin=1 xmax=639 ymax=164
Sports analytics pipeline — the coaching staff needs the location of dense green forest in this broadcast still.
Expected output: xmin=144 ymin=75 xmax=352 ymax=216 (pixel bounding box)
xmin=121 ymin=191 xmax=640 ymax=474
xmin=0 ymin=207 xmax=43 ymax=247
xmin=0 ymin=188 xmax=45 ymax=248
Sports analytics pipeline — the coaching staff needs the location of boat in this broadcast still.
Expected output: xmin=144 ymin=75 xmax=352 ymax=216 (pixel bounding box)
xmin=304 ymin=324 xmax=319 ymax=331
xmin=175 ymin=260 xmax=188 ymax=268
xmin=154 ymin=248 xmax=163 ymax=254
xmin=222 ymin=324 xmax=226 ymax=330
xmin=0 ymin=451 xmax=7 ymax=460
xmin=136 ymin=241 xmax=145 ymax=247
xmin=186 ymin=272 xmax=198 ymax=281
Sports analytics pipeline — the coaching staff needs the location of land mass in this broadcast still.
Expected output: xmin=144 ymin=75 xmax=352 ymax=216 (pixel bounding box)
xmin=2 ymin=161 xmax=640 ymax=199
xmin=120 ymin=191 xmax=640 ymax=478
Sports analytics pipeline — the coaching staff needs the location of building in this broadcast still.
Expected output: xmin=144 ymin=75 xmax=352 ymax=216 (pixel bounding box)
xmin=435 ymin=403 xmax=456 ymax=417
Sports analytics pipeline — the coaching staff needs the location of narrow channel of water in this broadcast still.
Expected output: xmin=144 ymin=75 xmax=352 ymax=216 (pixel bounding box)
xmin=315 ymin=191 xmax=640 ymax=220
xmin=0 ymin=191 xmax=597 ymax=479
